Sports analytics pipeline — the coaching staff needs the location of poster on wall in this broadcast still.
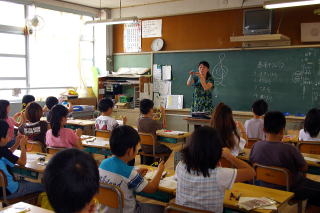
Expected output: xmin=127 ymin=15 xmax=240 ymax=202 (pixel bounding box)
xmin=142 ymin=19 xmax=162 ymax=38
xmin=124 ymin=20 xmax=141 ymax=52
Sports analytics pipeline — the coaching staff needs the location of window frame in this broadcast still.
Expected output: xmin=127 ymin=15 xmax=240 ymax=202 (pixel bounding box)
xmin=0 ymin=3 xmax=95 ymax=101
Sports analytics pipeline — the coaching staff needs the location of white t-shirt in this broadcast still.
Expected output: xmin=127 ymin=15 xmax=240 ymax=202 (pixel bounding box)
xmin=231 ymin=134 xmax=246 ymax=156
xmin=95 ymin=115 xmax=119 ymax=131
xmin=299 ymin=129 xmax=320 ymax=141
xmin=176 ymin=161 xmax=237 ymax=213
xmin=244 ymin=118 xmax=265 ymax=140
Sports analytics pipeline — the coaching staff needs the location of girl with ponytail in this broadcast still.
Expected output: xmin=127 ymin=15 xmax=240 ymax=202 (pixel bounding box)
xmin=46 ymin=105 xmax=83 ymax=149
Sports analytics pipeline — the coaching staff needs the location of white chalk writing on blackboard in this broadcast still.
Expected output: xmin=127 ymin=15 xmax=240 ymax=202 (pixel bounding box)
xmin=213 ymin=53 xmax=228 ymax=87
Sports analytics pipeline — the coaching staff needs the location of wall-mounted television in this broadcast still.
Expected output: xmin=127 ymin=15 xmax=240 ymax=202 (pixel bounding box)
xmin=243 ymin=9 xmax=273 ymax=35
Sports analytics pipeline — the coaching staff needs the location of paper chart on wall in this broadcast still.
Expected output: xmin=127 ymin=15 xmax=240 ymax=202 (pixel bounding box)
xmin=153 ymin=64 xmax=162 ymax=80
xmin=142 ymin=19 xmax=162 ymax=38
xmin=162 ymin=65 xmax=172 ymax=81
xmin=159 ymin=81 xmax=171 ymax=96
xmin=124 ymin=21 xmax=141 ymax=52
xmin=166 ymin=95 xmax=183 ymax=109
xmin=153 ymin=92 xmax=167 ymax=108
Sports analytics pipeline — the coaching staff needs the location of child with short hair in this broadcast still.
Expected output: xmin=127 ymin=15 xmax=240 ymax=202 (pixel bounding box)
xmin=44 ymin=149 xmax=99 ymax=213
xmin=18 ymin=102 xmax=48 ymax=151
xmin=210 ymin=103 xmax=247 ymax=156
xmin=21 ymin=95 xmax=35 ymax=111
xmin=250 ymin=111 xmax=320 ymax=206
xmin=299 ymin=108 xmax=320 ymax=141
xmin=0 ymin=120 xmax=44 ymax=199
xmin=46 ymin=104 xmax=83 ymax=149
xmin=137 ymin=99 xmax=172 ymax=163
xmin=99 ymin=125 xmax=165 ymax=213
xmin=95 ymin=98 xmax=126 ymax=131
xmin=245 ymin=99 xmax=268 ymax=140
xmin=176 ymin=126 xmax=255 ymax=213
xmin=43 ymin=96 xmax=59 ymax=121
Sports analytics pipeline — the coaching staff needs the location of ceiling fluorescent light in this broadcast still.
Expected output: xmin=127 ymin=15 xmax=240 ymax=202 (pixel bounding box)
xmin=264 ymin=0 xmax=320 ymax=9
xmin=85 ymin=16 xmax=138 ymax=25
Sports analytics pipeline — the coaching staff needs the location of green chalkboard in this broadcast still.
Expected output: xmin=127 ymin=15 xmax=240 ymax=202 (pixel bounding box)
xmin=113 ymin=54 xmax=152 ymax=72
xmin=154 ymin=48 xmax=320 ymax=114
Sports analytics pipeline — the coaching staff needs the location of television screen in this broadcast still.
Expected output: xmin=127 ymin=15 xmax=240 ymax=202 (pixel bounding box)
xmin=243 ymin=9 xmax=272 ymax=35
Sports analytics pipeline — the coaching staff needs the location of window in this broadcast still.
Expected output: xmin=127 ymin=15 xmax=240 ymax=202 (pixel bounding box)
xmin=0 ymin=2 xmax=95 ymax=101
xmin=0 ymin=1 xmax=26 ymax=101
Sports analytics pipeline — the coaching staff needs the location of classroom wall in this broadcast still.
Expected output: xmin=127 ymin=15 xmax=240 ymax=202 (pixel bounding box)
xmin=113 ymin=5 xmax=320 ymax=53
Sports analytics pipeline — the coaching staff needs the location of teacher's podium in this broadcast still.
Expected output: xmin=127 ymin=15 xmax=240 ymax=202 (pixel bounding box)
xmin=184 ymin=117 xmax=211 ymax=131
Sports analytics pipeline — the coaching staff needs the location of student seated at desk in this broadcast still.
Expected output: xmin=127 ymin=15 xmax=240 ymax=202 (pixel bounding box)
xmin=14 ymin=95 xmax=35 ymax=124
xmin=137 ymin=99 xmax=172 ymax=164
xmin=299 ymin=108 xmax=320 ymax=141
xmin=176 ymin=126 xmax=255 ymax=213
xmin=95 ymin=98 xmax=126 ymax=131
xmin=0 ymin=100 xmax=25 ymax=148
xmin=210 ymin=103 xmax=247 ymax=156
xmin=99 ymin=125 xmax=165 ymax=213
xmin=46 ymin=105 xmax=83 ymax=149
xmin=18 ymin=102 xmax=48 ymax=149
xmin=0 ymin=120 xmax=44 ymax=199
xmin=44 ymin=149 xmax=99 ymax=213
xmin=250 ymin=111 xmax=320 ymax=206
xmin=244 ymin=99 xmax=268 ymax=140
xmin=43 ymin=96 xmax=73 ymax=122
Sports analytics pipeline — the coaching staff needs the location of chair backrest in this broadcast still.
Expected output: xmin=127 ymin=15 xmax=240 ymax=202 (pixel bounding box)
xmin=27 ymin=140 xmax=45 ymax=153
xmin=298 ymin=142 xmax=320 ymax=155
xmin=95 ymin=130 xmax=111 ymax=138
xmin=245 ymin=138 xmax=259 ymax=148
xmin=96 ymin=183 xmax=124 ymax=213
xmin=46 ymin=147 xmax=65 ymax=155
xmin=165 ymin=203 xmax=214 ymax=213
xmin=139 ymin=132 xmax=156 ymax=155
xmin=0 ymin=169 xmax=8 ymax=203
xmin=253 ymin=163 xmax=291 ymax=191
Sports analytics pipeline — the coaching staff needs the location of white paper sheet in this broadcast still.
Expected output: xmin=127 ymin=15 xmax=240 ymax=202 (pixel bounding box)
xmin=142 ymin=19 xmax=162 ymax=38
xmin=304 ymin=156 xmax=320 ymax=162
xmin=159 ymin=81 xmax=171 ymax=96
xmin=162 ymin=65 xmax=172 ymax=81
xmin=166 ymin=95 xmax=183 ymax=109
xmin=153 ymin=64 xmax=162 ymax=80
xmin=161 ymin=131 xmax=187 ymax=135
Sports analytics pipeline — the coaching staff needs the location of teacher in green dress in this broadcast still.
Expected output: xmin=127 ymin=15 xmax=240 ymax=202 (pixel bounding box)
xmin=186 ymin=61 xmax=214 ymax=113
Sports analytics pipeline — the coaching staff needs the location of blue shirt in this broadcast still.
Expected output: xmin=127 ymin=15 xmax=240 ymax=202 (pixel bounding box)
xmin=99 ymin=156 xmax=148 ymax=213
xmin=0 ymin=147 xmax=19 ymax=194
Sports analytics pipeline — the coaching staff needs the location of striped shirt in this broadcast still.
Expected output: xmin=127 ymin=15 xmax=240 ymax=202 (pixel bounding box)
xmin=176 ymin=162 xmax=237 ymax=213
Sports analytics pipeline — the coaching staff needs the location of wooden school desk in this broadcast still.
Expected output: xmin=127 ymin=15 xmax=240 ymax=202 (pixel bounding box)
xmin=82 ymin=136 xmax=111 ymax=157
xmin=224 ymin=183 xmax=294 ymax=213
xmin=156 ymin=130 xmax=191 ymax=144
xmin=12 ymin=151 xmax=52 ymax=180
xmin=183 ymin=117 xmax=210 ymax=131
xmin=136 ymin=165 xmax=176 ymax=202
xmin=1 ymin=202 xmax=53 ymax=213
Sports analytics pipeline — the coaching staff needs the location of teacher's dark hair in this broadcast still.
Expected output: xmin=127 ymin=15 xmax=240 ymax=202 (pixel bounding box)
xmin=304 ymin=108 xmax=320 ymax=138
xmin=210 ymin=103 xmax=240 ymax=150
xmin=198 ymin=61 xmax=212 ymax=79
xmin=182 ymin=126 xmax=222 ymax=177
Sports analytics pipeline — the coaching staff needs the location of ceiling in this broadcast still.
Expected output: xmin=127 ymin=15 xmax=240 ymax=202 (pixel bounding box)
xmin=60 ymin=0 xmax=184 ymax=9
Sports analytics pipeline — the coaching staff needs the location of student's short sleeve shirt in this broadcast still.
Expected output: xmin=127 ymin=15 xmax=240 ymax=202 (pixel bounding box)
xmin=249 ymin=141 xmax=306 ymax=188
xmin=0 ymin=147 xmax=19 ymax=193
xmin=298 ymin=129 xmax=320 ymax=141
xmin=99 ymin=157 xmax=148 ymax=213
xmin=176 ymin=161 xmax=236 ymax=213
xmin=45 ymin=128 xmax=79 ymax=148
xmin=95 ymin=116 xmax=119 ymax=131
xmin=244 ymin=118 xmax=265 ymax=140
xmin=18 ymin=121 xmax=48 ymax=144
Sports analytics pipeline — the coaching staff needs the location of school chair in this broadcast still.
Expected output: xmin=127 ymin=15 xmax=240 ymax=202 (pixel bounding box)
xmin=298 ymin=142 xmax=320 ymax=155
xmin=95 ymin=130 xmax=111 ymax=138
xmin=165 ymin=203 xmax=214 ymax=213
xmin=253 ymin=164 xmax=305 ymax=213
xmin=138 ymin=132 xmax=170 ymax=164
xmin=174 ymin=151 xmax=183 ymax=170
xmin=26 ymin=140 xmax=46 ymax=153
xmin=96 ymin=183 xmax=124 ymax=213
xmin=0 ymin=170 xmax=39 ymax=206
xmin=46 ymin=146 xmax=65 ymax=155
xmin=245 ymin=138 xmax=259 ymax=149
